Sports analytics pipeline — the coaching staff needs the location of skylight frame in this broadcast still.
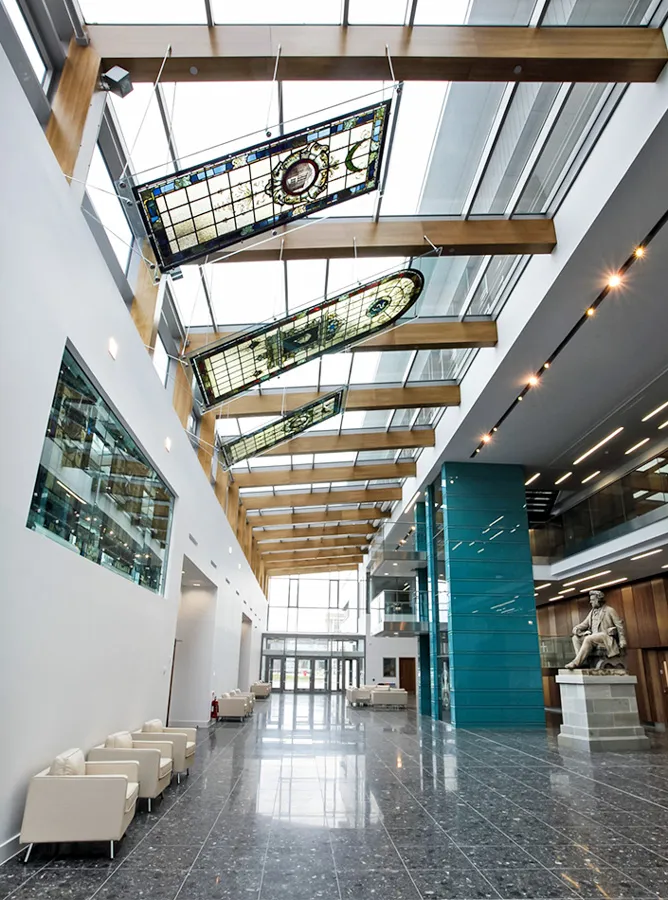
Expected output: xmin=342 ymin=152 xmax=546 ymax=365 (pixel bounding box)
xmin=133 ymin=99 xmax=392 ymax=273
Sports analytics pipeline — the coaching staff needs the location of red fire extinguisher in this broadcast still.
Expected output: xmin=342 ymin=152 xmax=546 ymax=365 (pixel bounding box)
xmin=211 ymin=694 xmax=219 ymax=721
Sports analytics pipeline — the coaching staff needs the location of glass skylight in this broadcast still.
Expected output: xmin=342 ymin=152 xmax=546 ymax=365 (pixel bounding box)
xmin=134 ymin=100 xmax=392 ymax=272
xmin=189 ymin=268 xmax=424 ymax=409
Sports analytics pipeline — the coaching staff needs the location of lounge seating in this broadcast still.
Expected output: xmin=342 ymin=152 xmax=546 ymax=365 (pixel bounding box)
xmin=371 ymin=687 xmax=408 ymax=708
xmin=131 ymin=720 xmax=196 ymax=783
xmin=230 ymin=688 xmax=254 ymax=714
xmin=346 ymin=686 xmax=373 ymax=707
xmin=251 ymin=681 xmax=271 ymax=698
xmin=217 ymin=692 xmax=248 ymax=721
xmin=20 ymin=749 xmax=139 ymax=861
xmin=88 ymin=731 xmax=173 ymax=811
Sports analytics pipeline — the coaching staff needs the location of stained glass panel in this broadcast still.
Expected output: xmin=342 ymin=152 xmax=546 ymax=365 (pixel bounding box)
xmin=133 ymin=100 xmax=391 ymax=272
xmin=188 ymin=268 xmax=424 ymax=410
xmin=219 ymin=389 xmax=346 ymax=469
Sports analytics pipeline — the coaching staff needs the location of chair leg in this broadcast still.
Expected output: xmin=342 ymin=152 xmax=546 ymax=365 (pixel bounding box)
xmin=186 ymin=768 xmax=190 ymax=776
xmin=177 ymin=772 xmax=181 ymax=784
xmin=110 ymin=841 xmax=114 ymax=860
xmin=148 ymin=798 xmax=152 ymax=812
xmin=23 ymin=844 xmax=33 ymax=864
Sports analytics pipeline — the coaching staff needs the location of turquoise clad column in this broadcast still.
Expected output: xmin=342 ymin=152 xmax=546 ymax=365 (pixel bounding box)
xmin=425 ymin=484 xmax=442 ymax=719
xmin=415 ymin=501 xmax=432 ymax=716
xmin=441 ymin=463 xmax=544 ymax=728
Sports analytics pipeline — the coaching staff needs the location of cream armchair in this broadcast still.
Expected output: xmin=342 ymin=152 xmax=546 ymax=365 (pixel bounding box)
xmin=131 ymin=720 xmax=196 ymax=783
xmin=251 ymin=682 xmax=271 ymax=698
xmin=231 ymin=689 xmax=254 ymax=714
xmin=88 ymin=731 xmax=173 ymax=811
xmin=20 ymin=748 xmax=139 ymax=861
xmin=217 ymin=692 xmax=248 ymax=721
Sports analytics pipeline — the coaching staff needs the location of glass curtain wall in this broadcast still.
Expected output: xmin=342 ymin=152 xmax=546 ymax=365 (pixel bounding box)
xmin=267 ymin=574 xmax=365 ymax=634
xmin=27 ymin=347 xmax=175 ymax=592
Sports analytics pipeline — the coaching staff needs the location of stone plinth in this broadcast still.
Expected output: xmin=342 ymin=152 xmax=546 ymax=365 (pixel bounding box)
xmin=556 ymin=670 xmax=649 ymax=753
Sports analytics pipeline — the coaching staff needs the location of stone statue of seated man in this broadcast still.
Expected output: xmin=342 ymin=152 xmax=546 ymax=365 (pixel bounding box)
xmin=565 ymin=589 xmax=627 ymax=670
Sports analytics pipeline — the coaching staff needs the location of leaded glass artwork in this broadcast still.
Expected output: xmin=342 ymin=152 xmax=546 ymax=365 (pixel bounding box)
xmin=133 ymin=100 xmax=391 ymax=272
xmin=219 ymin=389 xmax=346 ymax=470
xmin=189 ymin=268 xmax=424 ymax=410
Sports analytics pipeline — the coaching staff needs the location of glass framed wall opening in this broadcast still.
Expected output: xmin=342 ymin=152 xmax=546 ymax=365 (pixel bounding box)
xmin=262 ymin=635 xmax=365 ymax=693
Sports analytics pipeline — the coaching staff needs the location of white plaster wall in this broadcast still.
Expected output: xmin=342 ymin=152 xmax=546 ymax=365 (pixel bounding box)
xmin=237 ymin=616 xmax=253 ymax=692
xmin=365 ymin=630 xmax=418 ymax=687
xmin=0 ymin=46 xmax=267 ymax=857
xmin=169 ymin=588 xmax=217 ymax=727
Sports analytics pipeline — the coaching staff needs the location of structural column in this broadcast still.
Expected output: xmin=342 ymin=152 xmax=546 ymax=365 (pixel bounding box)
xmin=415 ymin=500 xmax=432 ymax=717
xmin=441 ymin=463 xmax=544 ymax=728
xmin=425 ymin=483 xmax=442 ymax=719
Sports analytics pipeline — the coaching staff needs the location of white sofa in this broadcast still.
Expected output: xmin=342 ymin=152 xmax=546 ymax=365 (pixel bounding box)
xmin=251 ymin=681 xmax=271 ymax=698
xmin=346 ymin=686 xmax=373 ymax=707
xmin=217 ymin=693 xmax=249 ymax=721
xmin=88 ymin=731 xmax=173 ymax=811
xmin=20 ymin=748 xmax=139 ymax=861
xmin=370 ymin=686 xmax=408 ymax=708
xmin=131 ymin=719 xmax=196 ymax=783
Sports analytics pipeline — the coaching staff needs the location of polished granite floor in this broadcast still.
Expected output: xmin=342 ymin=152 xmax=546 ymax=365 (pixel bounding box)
xmin=4 ymin=694 xmax=668 ymax=899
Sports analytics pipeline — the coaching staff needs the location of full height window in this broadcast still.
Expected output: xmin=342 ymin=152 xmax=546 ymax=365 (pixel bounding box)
xmin=27 ymin=348 xmax=174 ymax=593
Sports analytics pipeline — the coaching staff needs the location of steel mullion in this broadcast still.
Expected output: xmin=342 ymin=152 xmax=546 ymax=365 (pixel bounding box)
xmin=528 ymin=0 xmax=551 ymax=26
xmin=204 ymin=0 xmax=214 ymax=27
xmin=199 ymin=267 xmax=218 ymax=332
xmin=155 ymin=83 xmax=179 ymax=171
xmin=458 ymin=256 xmax=492 ymax=321
xmin=461 ymin=82 xmax=517 ymax=219
xmin=374 ymin=81 xmax=403 ymax=223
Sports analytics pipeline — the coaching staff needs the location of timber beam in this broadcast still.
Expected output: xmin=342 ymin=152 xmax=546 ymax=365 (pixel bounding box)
xmin=206 ymin=218 xmax=556 ymax=262
xmin=267 ymin=562 xmax=363 ymax=575
xmin=186 ymin=321 xmax=497 ymax=356
xmin=218 ymin=386 xmax=459 ymax=418
xmin=88 ymin=25 xmax=668 ymax=83
xmin=260 ymin=537 xmax=370 ymax=553
xmin=264 ymin=547 xmax=367 ymax=561
xmin=249 ymin=508 xmax=389 ymax=527
xmin=234 ymin=461 xmax=415 ymax=488
xmin=241 ymin=487 xmax=401 ymax=509
xmin=255 ymin=524 xmax=376 ymax=540
xmin=262 ymin=428 xmax=435 ymax=457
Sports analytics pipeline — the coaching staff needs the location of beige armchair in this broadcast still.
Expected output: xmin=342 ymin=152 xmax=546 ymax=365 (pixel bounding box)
xmin=217 ymin=693 xmax=248 ymax=721
xmin=88 ymin=731 xmax=173 ymax=811
xmin=346 ymin=686 xmax=372 ymax=707
xmin=231 ymin=689 xmax=254 ymax=714
xmin=251 ymin=682 xmax=271 ymax=698
xmin=131 ymin=720 xmax=196 ymax=783
xmin=20 ymin=748 xmax=139 ymax=861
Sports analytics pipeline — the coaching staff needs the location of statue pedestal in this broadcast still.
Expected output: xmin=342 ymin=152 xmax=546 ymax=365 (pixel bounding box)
xmin=556 ymin=670 xmax=649 ymax=753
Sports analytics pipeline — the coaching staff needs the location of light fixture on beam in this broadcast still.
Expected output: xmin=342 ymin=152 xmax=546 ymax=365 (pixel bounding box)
xmin=525 ymin=473 xmax=540 ymax=486
xmin=581 ymin=470 xmax=600 ymax=484
xmin=555 ymin=472 xmax=572 ymax=485
xmin=642 ymin=401 xmax=668 ymax=422
xmin=630 ymin=549 xmax=662 ymax=561
xmin=563 ymin=570 xmax=611 ymax=587
xmin=189 ymin=268 xmax=423 ymax=410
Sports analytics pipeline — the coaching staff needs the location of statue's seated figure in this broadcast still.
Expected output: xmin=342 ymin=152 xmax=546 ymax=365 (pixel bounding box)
xmin=565 ymin=589 xmax=627 ymax=670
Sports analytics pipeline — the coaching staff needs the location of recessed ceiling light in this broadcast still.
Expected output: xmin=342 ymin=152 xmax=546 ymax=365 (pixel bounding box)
xmin=525 ymin=473 xmax=540 ymax=486
xmin=630 ymin=549 xmax=662 ymax=561
xmin=482 ymin=434 xmax=491 ymax=443
xmin=625 ymin=438 xmax=650 ymax=454
xmin=607 ymin=273 xmax=622 ymax=288
xmin=193 ymin=582 xmax=200 ymax=587
xmin=535 ymin=583 xmax=552 ymax=591
xmin=558 ymin=588 xmax=574 ymax=594
xmin=555 ymin=472 xmax=572 ymax=485
xmin=662 ymin=565 xmax=668 ymax=569
xmin=164 ymin=437 xmax=172 ymax=452
xmin=543 ymin=362 xmax=551 ymax=369
xmin=563 ymin=570 xmax=611 ymax=587
xmin=659 ymin=420 xmax=668 ymax=430
xmin=548 ymin=595 xmax=561 ymax=601
xmin=108 ymin=337 xmax=118 ymax=359
xmin=634 ymin=246 xmax=645 ymax=258
xmin=581 ymin=577 xmax=627 ymax=591
xmin=642 ymin=401 xmax=668 ymax=422
xmin=586 ymin=307 xmax=595 ymax=317
xmin=392 ymin=562 xmax=397 ymax=566
xmin=229 ymin=546 xmax=233 ymax=554
xmin=581 ymin=471 xmax=601 ymax=484
xmin=573 ymin=427 xmax=624 ymax=465
xmin=528 ymin=375 xmax=539 ymax=386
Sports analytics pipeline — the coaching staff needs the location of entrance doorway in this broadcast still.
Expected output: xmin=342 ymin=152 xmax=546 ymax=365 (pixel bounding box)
xmin=265 ymin=656 xmax=355 ymax=692
xmin=399 ymin=657 xmax=416 ymax=693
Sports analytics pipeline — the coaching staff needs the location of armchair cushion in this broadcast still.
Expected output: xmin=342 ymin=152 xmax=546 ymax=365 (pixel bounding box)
xmin=49 ymin=748 xmax=85 ymax=777
xmin=158 ymin=758 xmax=172 ymax=778
xmin=143 ymin=719 xmax=163 ymax=733
xmin=125 ymin=782 xmax=139 ymax=813
xmin=105 ymin=731 xmax=133 ymax=750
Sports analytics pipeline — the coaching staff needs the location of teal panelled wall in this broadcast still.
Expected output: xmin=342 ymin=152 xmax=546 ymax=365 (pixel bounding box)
xmin=441 ymin=462 xmax=544 ymax=728
xmin=416 ymin=561 xmax=432 ymax=717
xmin=425 ymin=483 xmax=442 ymax=719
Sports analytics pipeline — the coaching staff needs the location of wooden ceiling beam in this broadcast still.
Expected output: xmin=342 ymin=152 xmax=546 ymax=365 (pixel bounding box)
xmin=88 ymin=25 xmax=668 ymax=83
xmin=205 ymin=218 xmax=555 ymax=262
xmin=234 ymin=461 xmax=415 ymax=488
xmin=261 ymin=428 xmax=435 ymax=457
xmin=241 ymin=487 xmax=401 ymax=509
xmin=261 ymin=537 xmax=369 ymax=553
xmin=255 ymin=524 xmax=376 ymax=540
xmin=264 ymin=547 xmax=367 ymax=561
xmin=267 ymin=561 xmax=363 ymax=575
xmin=186 ymin=321 xmax=496 ymax=356
xmin=249 ymin=508 xmax=389 ymax=527
xmin=218 ymin=386 xmax=459 ymax=417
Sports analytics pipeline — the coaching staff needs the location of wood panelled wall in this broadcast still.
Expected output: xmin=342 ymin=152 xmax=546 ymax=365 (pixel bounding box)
xmin=537 ymin=575 xmax=668 ymax=724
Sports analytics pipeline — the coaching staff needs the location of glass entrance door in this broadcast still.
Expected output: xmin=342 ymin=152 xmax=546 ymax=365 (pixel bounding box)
xmin=296 ymin=659 xmax=312 ymax=691
xmin=313 ymin=658 xmax=329 ymax=691
xmin=330 ymin=657 xmax=341 ymax=692
xmin=284 ymin=657 xmax=296 ymax=692
xmin=268 ymin=658 xmax=284 ymax=692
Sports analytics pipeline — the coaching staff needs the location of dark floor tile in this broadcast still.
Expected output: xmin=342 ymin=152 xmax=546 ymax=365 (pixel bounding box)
xmin=337 ymin=869 xmax=421 ymax=899
xmin=548 ymin=868 xmax=653 ymax=899
xmin=9 ymin=869 xmax=109 ymax=900
xmin=259 ymin=871 xmax=339 ymax=899
xmin=120 ymin=843 xmax=200 ymax=871
xmin=462 ymin=843 xmax=543 ymax=870
xmin=263 ymin=850 xmax=336 ymax=874
xmin=390 ymin=837 xmax=471 ymax=870
xmin=181 ymin=867 xmax=262 ymax=899
xmin=409 ymin=866 xmax=501 ymax=899
xmin=479 ymin=867 xmax=578 ymax=899
xmin=0 ymin=858 xmax=49 ymax=899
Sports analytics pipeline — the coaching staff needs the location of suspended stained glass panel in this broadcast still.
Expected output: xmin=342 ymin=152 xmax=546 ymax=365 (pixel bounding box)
xmin=133 ymin=100 xmax=392 ymax=272
xmin=189 ymin=268 xmax=424 ymax=410
xmin=219 ymin=389 xmax=346 ymax=470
